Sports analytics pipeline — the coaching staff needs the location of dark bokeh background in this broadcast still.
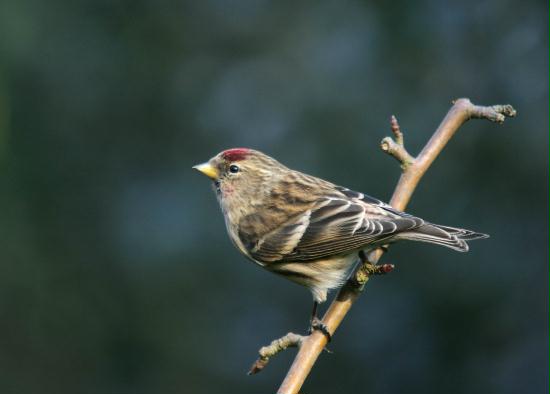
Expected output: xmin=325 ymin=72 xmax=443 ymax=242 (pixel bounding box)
xmin=1 ymin=0 xmax=548 ymax=393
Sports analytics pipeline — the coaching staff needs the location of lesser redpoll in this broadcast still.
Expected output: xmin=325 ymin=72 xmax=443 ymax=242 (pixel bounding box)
xmin=193 ymin=148 xmax=487 ymax=334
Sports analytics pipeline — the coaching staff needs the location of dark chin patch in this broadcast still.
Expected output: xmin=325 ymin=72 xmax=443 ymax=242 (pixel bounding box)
xmin=221 ymin=148 xmax=250 ymax=162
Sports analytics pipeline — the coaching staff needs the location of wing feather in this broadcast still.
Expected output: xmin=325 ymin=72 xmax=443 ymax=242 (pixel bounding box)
xmin=248 ymin=196 xmax=424 ymax=263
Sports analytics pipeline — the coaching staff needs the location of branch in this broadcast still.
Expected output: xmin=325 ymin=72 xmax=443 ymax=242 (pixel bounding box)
xmin=380 ymin=115 xmax=415 ymax=170
xmin=250 ymin=98 xmax=516 ymax=393
xmin=248 ymin=333 xmax=306 ymax=375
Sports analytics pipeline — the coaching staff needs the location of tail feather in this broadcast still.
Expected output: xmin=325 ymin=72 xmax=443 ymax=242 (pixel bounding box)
xmin=396 ymin=223 xmax=489 ymax=252
xmin=434 ymin=224 xmax=489 ymax=241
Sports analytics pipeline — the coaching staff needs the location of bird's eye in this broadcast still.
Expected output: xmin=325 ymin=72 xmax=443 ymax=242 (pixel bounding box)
xmin=229 ymin=164 xmax=240 ymax=174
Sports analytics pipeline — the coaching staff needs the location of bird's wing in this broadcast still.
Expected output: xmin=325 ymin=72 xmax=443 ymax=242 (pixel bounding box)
xmin=247 ymin=190 xmax=424 ymax=263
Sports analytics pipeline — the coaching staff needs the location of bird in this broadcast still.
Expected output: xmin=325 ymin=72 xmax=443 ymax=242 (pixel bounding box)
xmin=193 ymin=148 xmax=488 ymax=337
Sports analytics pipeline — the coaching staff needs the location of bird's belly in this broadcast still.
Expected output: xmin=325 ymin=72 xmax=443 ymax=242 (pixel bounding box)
xmin=265 ymin=254 xmax=358 ymax=302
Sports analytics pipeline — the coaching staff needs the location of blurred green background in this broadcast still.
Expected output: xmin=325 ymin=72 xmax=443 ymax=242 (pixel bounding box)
xmin=0 ymin=0 xmax=548 ymax=393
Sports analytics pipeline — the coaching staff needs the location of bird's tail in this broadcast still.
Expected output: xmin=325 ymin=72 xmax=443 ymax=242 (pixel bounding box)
xmin=396 ymin=223 xmax=489 ymax=252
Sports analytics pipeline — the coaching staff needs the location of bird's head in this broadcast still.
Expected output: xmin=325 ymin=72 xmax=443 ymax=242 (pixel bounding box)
xmin=193 ymin=148 xmax=284 ymax=204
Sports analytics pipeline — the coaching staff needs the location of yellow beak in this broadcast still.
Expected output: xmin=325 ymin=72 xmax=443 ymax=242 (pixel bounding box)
xmin=192 ymin=162 xmax=219 ymax=180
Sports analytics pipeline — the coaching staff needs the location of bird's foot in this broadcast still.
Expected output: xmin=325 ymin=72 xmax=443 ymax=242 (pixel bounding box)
xmin=308 ymin=317 xmax=332 ymax=342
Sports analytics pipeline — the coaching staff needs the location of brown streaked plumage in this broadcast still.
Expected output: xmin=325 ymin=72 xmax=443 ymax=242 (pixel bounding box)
xmin=193 ymin=148 xmax=488 ymax=315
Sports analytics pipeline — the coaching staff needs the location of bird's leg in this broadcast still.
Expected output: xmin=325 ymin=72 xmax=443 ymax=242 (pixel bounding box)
xmin=308 ymin=301 xmax=319 ymax=333
xmin=308 ymin=301 xmax=332 ymax=342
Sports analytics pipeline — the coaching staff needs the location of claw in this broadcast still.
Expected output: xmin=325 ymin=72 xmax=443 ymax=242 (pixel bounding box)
xmin=310 ymin=317 xmax=332 ymax=342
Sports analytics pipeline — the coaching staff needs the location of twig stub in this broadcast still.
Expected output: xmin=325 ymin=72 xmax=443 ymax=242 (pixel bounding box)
xmin=380 ymin=137 xmax=415 ymax=170
xmin=390 ymin=115 xmax=404 ymax=145
xmin=248 ymin=333 xmax=305 ymax=375
xmin=471 ymin=104 xmax=517 ymax=123
xmin=380 ymin=115 xmax=415 ymax=170
xmin=452 ymin=98 xmax=517 ymax=123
